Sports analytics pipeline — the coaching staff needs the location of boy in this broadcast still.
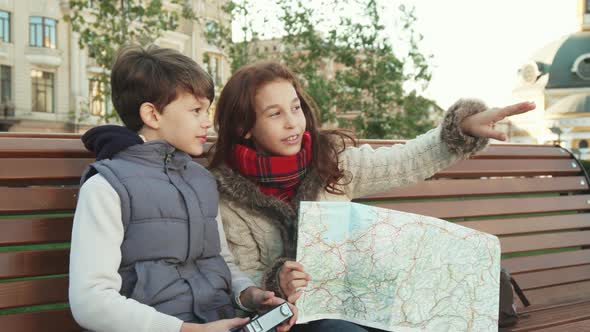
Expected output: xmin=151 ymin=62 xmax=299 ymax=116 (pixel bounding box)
xmin=69 ymin=45 xmax=296 ymax=332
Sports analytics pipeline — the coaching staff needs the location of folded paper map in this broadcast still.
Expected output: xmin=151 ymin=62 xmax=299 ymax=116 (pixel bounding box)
xmin=296 ymin=201 xmax=500 ymax=331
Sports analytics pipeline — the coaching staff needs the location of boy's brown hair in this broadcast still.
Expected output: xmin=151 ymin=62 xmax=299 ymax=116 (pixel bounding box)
xmin=110 ymin=44 xmax=214 ymax=131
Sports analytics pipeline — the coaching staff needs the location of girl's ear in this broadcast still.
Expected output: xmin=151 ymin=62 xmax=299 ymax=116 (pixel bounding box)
xmin=139 ymin=102 xmax=160 ymax=130
xmin=244 ymin=131 xmax=252 ymax=139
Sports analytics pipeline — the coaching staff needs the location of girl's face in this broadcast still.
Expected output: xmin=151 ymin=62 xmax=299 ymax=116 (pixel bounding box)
xmin=246 ymin=79 xmax=307 ymax=156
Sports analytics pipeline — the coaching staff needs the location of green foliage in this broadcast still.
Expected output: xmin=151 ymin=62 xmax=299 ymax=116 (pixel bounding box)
xmin=579 ymin=159 xmax=590 ymax=173
xmin=63 ymin=0 xmax=195 ymax=122
xmin=214 ymin=0 xmax=263 ymax=72
xmin=216 ymin=0 xmax=438 ymax=138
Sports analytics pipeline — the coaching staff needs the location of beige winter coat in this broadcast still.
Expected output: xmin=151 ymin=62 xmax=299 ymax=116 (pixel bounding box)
xmin=211 ymin=99 xmax=490 ymax=297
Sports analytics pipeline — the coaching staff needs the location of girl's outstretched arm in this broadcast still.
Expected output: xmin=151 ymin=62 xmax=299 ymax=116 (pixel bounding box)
xmin=340 ymin=99 xmax=535 ymax=199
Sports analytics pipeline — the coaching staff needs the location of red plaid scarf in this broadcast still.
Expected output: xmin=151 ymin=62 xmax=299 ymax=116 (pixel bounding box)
xmin=229 ymin=131 xmax=312 ymax=202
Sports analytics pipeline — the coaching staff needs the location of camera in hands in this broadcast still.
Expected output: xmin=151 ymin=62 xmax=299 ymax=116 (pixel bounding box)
xmin=232 ymin=302 xmax=293 ymax=332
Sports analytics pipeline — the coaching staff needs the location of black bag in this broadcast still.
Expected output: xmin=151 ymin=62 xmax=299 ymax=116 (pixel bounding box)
xmin=499 ymin=268 xmax=530 ymax=328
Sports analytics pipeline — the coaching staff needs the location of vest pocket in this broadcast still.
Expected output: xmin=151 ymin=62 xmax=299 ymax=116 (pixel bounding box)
xmin=129 ymin=261 xmax=191 ymax=306
xmin=129 ymin=262 xmax=148 ymax=303
xmin=196 ymin=258 xmax=235 ymax=320
xmin=198 ymin=273 xmax=235 ymax=320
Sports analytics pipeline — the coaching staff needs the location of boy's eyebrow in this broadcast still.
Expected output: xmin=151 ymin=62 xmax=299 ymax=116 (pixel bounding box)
xmin=189 ymin=100 xmax=209 ymax=110
xmin=261 ymin=98 xmax=300 ymax=113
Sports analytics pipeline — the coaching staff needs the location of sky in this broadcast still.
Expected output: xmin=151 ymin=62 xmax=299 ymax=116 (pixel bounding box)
xmin=236 ymin=0 xmax=579 ymax=109
xmin=406 ymin=0 xmax=579 ymax=109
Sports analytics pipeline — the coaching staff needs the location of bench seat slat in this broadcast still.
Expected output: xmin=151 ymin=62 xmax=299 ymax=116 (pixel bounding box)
xmin=515 ymin=280 xmax=590 ymax=311
xmin=455 ymin=214 xmax=590 ymax=236
xmin=372 ymin=195 xmax=590 ymax=219
xmin=527 ymin=319 xmax=590 ymax=332
xmin=0 ymin=308 xmax=82 ymax=332
xmin=500 ymin=231 xmax=590 ymax=254
xmin=502 ymin=249 xmax=590 ymax=274
xmin=0 ymin=188 xmax=77 ymax=213
xmin=355 ymin=176 xmax=589 ymax=200
xmin=508 ymin=300 xmax=590 ymax=331
xmin=0 ymin=277 xmax=69 ymax=309
xmin=0 ymin=249 xmax=69 ymax=279
xmin=513 ymin=264 xmax=590 ymax=290
xmin=0 ymin=217 xmax=73 ymax=245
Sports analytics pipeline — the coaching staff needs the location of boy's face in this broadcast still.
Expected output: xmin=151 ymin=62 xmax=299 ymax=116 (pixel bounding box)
xmin=157 ymin=92 xmax=211 ymax=156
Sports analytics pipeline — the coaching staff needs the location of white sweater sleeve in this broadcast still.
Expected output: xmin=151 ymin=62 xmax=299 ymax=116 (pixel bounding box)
xmin=68 ymin=174 xmax=183 ymax=332
xmin=216 ymin=209 xmax=257 ymax=311
xmin=341 ymin=127 xmax=458 ymax=199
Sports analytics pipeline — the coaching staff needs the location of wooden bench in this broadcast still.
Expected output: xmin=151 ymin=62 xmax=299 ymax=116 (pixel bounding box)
xmin=0 ymin=133 xmax=589 ymax=332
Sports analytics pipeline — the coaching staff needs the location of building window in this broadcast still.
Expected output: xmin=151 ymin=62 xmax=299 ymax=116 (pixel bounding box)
xmin=579 ymin=140 xmax=589 ymax=149
xmin=204 ymin=20 xmax=220 ymax=46
xmin=1 ymin=65 xmax=10 ymax=102
xmin=205 ymin=20 xmax=218 ymax=35
xmin=29 ymin=16 xmax=57 ymax=48
xmin=206 ymin=53 xmax=223 ymax=86
xmin=31 ymin=70 xmax=54 ymax=113
xmin=89 ymin=77 xmax=106 ymax=116
xmin=0 ymin=11 xmax=10 ymax=43
xmin=574 ymin=54 xmax=590 ymax=80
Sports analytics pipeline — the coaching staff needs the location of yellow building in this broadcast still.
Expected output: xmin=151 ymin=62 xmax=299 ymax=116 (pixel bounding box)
xmin=510 ymin=0 xmax=590 ymax=159
xmin=0 ymin=0 xmax=230 ymax=133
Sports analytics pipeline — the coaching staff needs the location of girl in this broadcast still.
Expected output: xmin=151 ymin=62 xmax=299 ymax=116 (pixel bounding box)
xmin=208 ymin=61 xmax=534 ymax=331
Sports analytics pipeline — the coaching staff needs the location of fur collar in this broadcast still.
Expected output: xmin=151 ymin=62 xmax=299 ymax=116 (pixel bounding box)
xmin=212 ymin=165 xmax=324 ymax=257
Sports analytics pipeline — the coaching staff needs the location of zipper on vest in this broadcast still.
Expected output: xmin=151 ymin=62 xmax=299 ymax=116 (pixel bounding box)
xmin=164 ymin=152 xmax=172 ymax=167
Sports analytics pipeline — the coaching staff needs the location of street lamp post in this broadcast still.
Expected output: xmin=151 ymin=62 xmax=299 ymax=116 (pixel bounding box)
xmin=549 ymin=126 xmax=562 ymax=146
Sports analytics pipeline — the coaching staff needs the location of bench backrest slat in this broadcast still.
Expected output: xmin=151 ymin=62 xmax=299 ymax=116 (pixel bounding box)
xmin=0 ymin=188 xmax=78 ymax=213
xmin=0 ymin=249 xmax=70 ymax=279
xmin=0 ymin=217 xmax=73 ymax=246
xmin=0 ymin=158 xmax=93 ymax=184
xmin=435 ymin=159 xmax=581 ymax=177
xmin=501 ymin=249 xmax=590 ymax=274
xmin=455 ymin=214 xmax=590 ymax=235
xmin=0 ymin=138 xmax=90 ymax=158
xmin=0 ymin=309 xmax=82 ymax=332
xmin=373 ymin=195 xmax=590 ymax=219
xmin=499 ymin=231 xmax=590 ymax=254
xmin=0 ymin=277 xmax=69 ymax=309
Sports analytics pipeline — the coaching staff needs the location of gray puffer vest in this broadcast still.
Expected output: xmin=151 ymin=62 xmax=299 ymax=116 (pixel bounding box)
xmin=81 ymin=141 xmax=234 ymax=323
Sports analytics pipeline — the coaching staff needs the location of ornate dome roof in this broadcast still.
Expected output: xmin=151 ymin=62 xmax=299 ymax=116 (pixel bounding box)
xmin=546 ymin=31 xmax=590 ymax=89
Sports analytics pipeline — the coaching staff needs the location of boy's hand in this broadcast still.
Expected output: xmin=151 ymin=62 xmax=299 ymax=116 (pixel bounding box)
xmin=460 ymin=101 xmax=536 ymax=141
xmin=278 ymin=261 xmax=311 ymax=301
xmin=239 ymin=287 xmax=298 ymax=331
xmin=239 ymin=287 xmax=279 ymax=311
xmin=180 ymin=317 xmax=249 ymax=332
